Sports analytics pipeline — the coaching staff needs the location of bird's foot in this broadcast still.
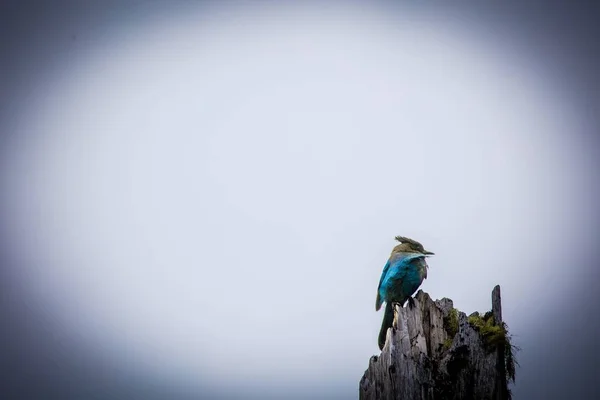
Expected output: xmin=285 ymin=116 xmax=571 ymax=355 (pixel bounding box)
xmin=407 ymin=297 xmax=415 ymax=309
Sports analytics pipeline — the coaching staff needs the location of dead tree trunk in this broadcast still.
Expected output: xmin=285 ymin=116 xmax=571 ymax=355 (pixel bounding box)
xmin=359 ymin=285 xmax=513 ymax=400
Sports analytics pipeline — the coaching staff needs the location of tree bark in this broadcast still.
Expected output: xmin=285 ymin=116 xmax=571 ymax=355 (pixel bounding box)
xmin=359 ymin=286 xmax=510 ymax=400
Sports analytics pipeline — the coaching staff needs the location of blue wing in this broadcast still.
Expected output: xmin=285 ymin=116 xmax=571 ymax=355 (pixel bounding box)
xmin=375 ymin=259 xmax=391 ymax=311
xmin=376 ymin=253 xmax=426 ymax=310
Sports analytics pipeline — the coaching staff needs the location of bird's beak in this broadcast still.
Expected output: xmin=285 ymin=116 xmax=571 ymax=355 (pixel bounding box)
xmin=423 ymin=250 xmax=435 ymax=256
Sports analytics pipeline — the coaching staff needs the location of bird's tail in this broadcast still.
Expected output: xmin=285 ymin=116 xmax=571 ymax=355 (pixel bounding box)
xmin=378 ymin=302 xmax=394 ymax=350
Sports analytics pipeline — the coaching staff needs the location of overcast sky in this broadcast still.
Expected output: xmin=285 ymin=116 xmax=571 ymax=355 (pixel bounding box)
xmin=1 ymin=1 xmax=599 ymax=399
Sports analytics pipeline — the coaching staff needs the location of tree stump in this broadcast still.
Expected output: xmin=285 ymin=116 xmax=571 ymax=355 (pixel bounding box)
xmin=359 ymin=285 xmax=514 ymax=400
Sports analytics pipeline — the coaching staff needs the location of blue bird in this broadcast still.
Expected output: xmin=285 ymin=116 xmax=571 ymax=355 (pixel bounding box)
xmin=376 ymin=236 xmax=434 ymax=350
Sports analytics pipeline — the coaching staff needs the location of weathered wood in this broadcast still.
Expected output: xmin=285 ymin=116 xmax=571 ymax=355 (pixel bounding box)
xmin=360 ymin=286 xmax=511 ymax=400
xmin=492 ymin=285 xmax=502 ymax=326
xmin=491 ymin=285 xmax=508 ymax=400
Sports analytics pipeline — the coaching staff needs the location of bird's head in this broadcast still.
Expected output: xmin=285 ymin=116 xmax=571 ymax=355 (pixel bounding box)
xmin=392 ymin=236 xmax=434 ymax=256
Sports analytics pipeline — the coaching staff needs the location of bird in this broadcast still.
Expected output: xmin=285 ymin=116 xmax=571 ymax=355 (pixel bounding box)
xmin=376 ymin=236 xmax=434 ymax=350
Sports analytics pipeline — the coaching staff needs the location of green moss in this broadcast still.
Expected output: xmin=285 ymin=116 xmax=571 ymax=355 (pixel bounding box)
xmin=442 ymin=337 xmax=453 ymax=350
xmin=467 ymin=313 xmax=505 ymax=346
xmin=468 ymin=310 xmax=519 ymax=384
xmin=444 ymin=308 xmax=459 ymax=338
xmin=441 ymin=308 xmax=459 ymax=353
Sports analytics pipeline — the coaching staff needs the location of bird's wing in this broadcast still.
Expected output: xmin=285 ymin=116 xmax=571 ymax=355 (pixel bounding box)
xmin=376 ymin=259 xmax=391 ymax=311
xmin=376 ymin=253 xmax=426 ymax=310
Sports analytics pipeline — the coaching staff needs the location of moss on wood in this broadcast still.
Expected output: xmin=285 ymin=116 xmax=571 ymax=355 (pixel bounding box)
xmin=467 ymin=311 xmax=519 ymax=383
xmin=443 ymin=308 xmax=459 ymax=338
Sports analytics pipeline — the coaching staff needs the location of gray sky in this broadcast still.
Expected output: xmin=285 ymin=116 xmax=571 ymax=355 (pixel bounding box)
xmin=1 ymin=2 xmax=599 ymax=399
